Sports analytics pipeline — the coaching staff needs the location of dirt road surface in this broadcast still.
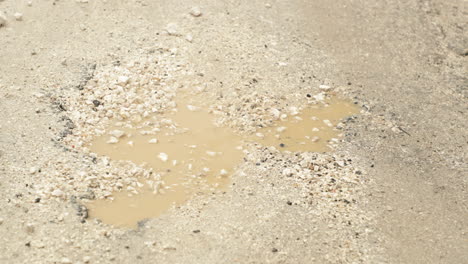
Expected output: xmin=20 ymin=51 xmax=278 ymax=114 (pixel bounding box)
xmin=0 ymin=0 xmax=466 ymax=263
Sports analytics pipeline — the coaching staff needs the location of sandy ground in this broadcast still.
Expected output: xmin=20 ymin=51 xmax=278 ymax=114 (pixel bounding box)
xmin=0 ymin=0 xmax=466 ymax=263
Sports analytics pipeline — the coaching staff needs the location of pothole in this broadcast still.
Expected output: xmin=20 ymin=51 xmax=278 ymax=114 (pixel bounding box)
xmin=85 ymin=94 xmax=358 ymax=228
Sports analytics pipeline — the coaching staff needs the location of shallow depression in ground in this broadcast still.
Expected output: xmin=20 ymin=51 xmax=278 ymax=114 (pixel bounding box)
xmin=86 ymin=95 xmax=359 ymax=228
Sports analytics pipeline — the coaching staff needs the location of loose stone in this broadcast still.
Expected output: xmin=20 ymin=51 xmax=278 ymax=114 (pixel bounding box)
xmin=158 ymin=152 xmax=168 ymax=162
xmin=109 ymin=130 xmax=125 ymax=138
xmin=189 ymin=7 xmax=202 ymax=17
xmin=166 ymin=23 xmax=179 ymax=36
xmin=106 ymin=137 xmax=119 ymax=144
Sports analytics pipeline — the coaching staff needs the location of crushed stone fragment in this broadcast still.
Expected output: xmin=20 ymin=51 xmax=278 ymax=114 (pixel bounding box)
xmin=14 ymin=13 xmax=23 ymax=21
xmin=106 ymin=137 xmax=119 ymax=144
xmin=158 ymin=152 xmax=168 ymax=162
xmin=189 ymin=7 xmax=202 ymax=17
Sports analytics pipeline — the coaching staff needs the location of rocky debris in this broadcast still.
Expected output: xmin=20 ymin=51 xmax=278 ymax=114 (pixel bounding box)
xmin=25 ymin=223 xmax=35 ymax=234
xmin=117 ymin=75 xmax=129 ymax=85
xmin=165 ymin=23 xmax=180 ymax=36
xmin=29 ymin=167 xmax=38 ymax=174
xmin=158 ymin=152 xmax=168 ymax=162
xmin=319 ymin=84 xmax=332 ymax=91
xmin=76 ymin=63 xmax=96 ymax=90
xmin=51 ymin=189 xmax=65 ymax=197
xmin=109 ymin=130 xmax=125 ymax=138
xmin=14 ymin=12 xmax=23 ymax=21
xmin=189 ymin=7 xmax=202 ymax=17
xmin=185 ymin=33 xmax=193 ymax=42
xmin=60 ymin=257 xmax=72 ymax=264
xmin=71 ymin=196 xmax=89 ymax=223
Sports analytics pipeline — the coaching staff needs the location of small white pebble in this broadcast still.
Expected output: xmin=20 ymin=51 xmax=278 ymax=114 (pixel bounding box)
xmin=27 ymin=1 xmax=33 ymax=6
xmin=25 ymin=223 xmax=35 ymax=233
xmin=60 ymin=257 xmax=72 ymax=264
xmin=186 ymin=105 xmax=199 ymax=111
xmin=185 ymin=34 xmax=193 ymax=42
xmin=206 ymin=151 xmax=217 ymax=157
xmin=270 ymin=108 xmax=281 ymax=119
xmin=51 ymin=189 xmax=64 ymax=197
xmin=14 ymin=13 xmax=23 ymax=21
xmin=127 ymin=141 xmax=134 ymax=146
xmin=158 ymin=152 xmax=168 ymax=162
xmin=311 ymin=136 xmax=320 ymax=142
xmin=313 ymin=93 xmax=325 ymax=101
xmin=255 ymin=132 xmax=264 ymax=138
xmin=220 ymin=169 xmax=228 ymax=176
xmin=109 ymin=129 xmax=125 ymax=138
xmin=276 ymin=126 xmax=287 ymax=132
xmin=106 ymin=137 xmax=119 ymax=144
xmin=312 ymin=127 xmax=320 ymax=132
xmin=202 ymin=167 xmax=210 ymax=173
xmin=166 ymin=23 xmax=179 ymax=36
xmin=265 ymin=3 xmax=272 ymax=8
xmin=117 ymin=76 xmax=129 ymax=85
xmin=289 ymin=106 xmax=299 ymax=116
xmin=282 ymin=168 xmax=294 ymax=177
xmin=29 ymin=167 xmax=37 ymax=174
xmin=189 ymin=7 xmax=202 ymax=17
xmin=323 ymin=119 xmax=333 ymax=127
xmin=148 ymin=138 xmax=158 ymax=144
xmin=319 ymin=84 xmax=331 ymax=90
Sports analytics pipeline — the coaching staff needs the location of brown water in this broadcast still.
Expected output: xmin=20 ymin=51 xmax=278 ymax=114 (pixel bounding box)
xmin=86 ymin=96 xmax=359 ymax=228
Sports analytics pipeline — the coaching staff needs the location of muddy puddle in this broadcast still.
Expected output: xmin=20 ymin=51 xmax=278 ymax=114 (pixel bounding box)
xmin=86 ymin=95 xmax=359 ymax=228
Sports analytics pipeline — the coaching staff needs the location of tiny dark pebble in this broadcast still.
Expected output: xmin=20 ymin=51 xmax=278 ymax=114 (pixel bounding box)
xmin=272 ymin=248 xmax=278 ymax=253
xmin=193 ymin=230 xmax=200 ymax=233
xmin=348 ymin=82 xmax=352 ymax=85
xmin=279 ymin=143 xmax=285 ymax=148
xmin=25 ymin=242 xmax=31 ymax=247
xmin=92 ymin=100 xmax=101 ymax=107
xmin=287 ymin=201 xmax=292 ymax=205
xmin=306 ymin=93 xmax=311 ymax=98
xmin=34 ymin=198 xmax=41 ymax=203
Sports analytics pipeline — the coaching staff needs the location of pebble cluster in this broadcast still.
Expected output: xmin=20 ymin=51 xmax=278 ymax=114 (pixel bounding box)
xmin=61 ymin=47 xmax=186 ymax=152
xmin=33 ymin=48 xmax=192 ymax=200
xmin=33 ymin=154 xmax=161 ymax=201
xmin=241 ymin=144 xmax=374 ymax=262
